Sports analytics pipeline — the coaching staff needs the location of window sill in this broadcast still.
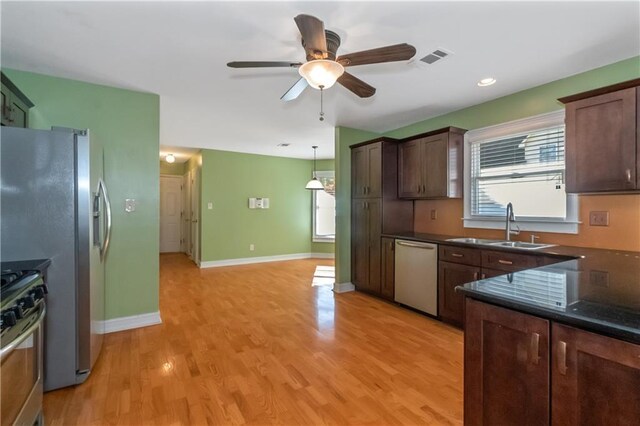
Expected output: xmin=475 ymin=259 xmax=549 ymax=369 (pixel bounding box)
xmin=463 ymin=218 xmax=579 ymax=234
xmin=313 ymin=237 xmax=335 ymax=243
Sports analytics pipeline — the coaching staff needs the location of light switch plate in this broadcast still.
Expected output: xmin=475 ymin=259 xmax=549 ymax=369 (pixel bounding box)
xmin=207 ymin=202 xmax=213 ymax=210
xmin=125 ymin=199 xmax=136 ymax=213
xmin=589 ymin=211 xmax=609 ymax=226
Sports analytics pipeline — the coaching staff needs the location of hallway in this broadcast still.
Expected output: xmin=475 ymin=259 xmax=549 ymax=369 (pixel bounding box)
xmin=43 ymin=254 xmax=463 ymax=425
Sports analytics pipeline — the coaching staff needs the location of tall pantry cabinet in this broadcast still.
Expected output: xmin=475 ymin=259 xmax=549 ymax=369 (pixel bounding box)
xmin=350 ymin=138 xmax=413 ymax=299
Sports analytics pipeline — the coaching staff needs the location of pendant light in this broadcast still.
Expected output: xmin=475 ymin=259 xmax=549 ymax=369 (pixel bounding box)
xmin=305 ymin=146 xmax=324 ymax=190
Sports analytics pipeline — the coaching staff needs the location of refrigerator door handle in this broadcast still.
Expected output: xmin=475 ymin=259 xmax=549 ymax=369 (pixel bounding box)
xmin=98 ymin=179 xmax=112 ymax=260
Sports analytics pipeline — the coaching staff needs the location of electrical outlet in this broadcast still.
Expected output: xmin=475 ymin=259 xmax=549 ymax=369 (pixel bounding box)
xmin=430 ymin=209 xmax=437 ymax=220
xmin=249 ymin=244 xmax=255 ymax=251
xmin=589 ymin=211 xmax=609 ymax=226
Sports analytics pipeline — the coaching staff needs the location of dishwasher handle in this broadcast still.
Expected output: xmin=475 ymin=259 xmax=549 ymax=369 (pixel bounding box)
xmin=396 ymin=241 xmax=435 ymax=250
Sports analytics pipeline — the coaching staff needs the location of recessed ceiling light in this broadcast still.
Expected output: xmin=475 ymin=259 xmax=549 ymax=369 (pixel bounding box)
xmin=165 ymin=154 xmax=176 ymax=163
xmin=477 ymin=78 xmax=496 ymax=87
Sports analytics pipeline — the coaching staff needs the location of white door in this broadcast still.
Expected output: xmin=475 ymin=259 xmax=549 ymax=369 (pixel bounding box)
xmin=182 ymin=171 xmax=191 ymax=255
xmin=160 ymin=175 xmax=182 ymax=253
xmin=190 ymin=168 xmax=200 ymax=262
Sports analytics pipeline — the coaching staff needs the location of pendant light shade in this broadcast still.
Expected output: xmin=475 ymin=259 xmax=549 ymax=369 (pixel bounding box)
xmin=306 ymin=146 xmax=324 ymax=190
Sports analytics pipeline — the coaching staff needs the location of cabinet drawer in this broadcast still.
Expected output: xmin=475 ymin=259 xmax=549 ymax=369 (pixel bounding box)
xmin=482 ymin=250 xmax=538 ymax=272
xmin=439 ymin=245 xmax=481 ymax=266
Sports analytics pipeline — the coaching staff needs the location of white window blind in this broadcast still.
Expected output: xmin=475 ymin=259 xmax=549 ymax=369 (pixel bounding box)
xmin=470 ymin=125 xmax=566 ymax=219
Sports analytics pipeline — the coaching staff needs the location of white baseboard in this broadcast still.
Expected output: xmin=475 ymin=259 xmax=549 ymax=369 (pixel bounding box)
xmin=200 ymin=252 xmax=334 ymax=268
xmin=311 ymin=252 xmax=335 ymax=259
xmin=333 ymin=282 xmax=355 ymax=293
xmin=101 ymin=311 xmax=162 ymax=334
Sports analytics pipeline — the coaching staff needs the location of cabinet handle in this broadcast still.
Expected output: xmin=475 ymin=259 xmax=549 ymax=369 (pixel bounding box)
xmin=473 ymin=272 xmax=478 ymax=280
xmin=451 ymin=253 xmax=464 ymax=258
xmin=557 ymin=340 xmax=567 ymax=375
xmin=626 ymin=169 xmax=632 ymax=183
xmin=422 ymin=185 xmax=426 ymax=194
xmin=530 ymin=333 xmax=540 ymax=365
xmin=498 ymin=259 xmax=513 ymax=265
xmin=481 ymin=273 xmax=486 ymax=279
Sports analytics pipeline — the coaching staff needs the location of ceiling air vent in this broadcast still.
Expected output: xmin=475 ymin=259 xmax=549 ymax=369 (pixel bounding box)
xmin=420 ymin=48 xmax=452 ymax=65
xmin=277 ymin=143 xmax=290 ymax=147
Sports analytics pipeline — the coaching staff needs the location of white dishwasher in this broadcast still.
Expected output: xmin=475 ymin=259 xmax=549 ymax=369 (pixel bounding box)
xmin=394 ymin=239 xmax=438 ymax=316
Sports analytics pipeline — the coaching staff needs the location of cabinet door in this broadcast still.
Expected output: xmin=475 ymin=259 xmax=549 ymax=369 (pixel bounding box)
xmin=438 ymin=261 xmax=480 ymax=327
xmin=565 ymin=87 xmax=637 ymax=192
xmin=351 ymin=200 xmax=369 ymax=288
xmin=422 ymin=135 xmax=448 ymax=198
xmin=465 ymin=299 xmax=550 ymax=426
xmin=551 ymin=323 xmax=640 ymax=425
xmin=351 ymin=146 xmax=368 ymax=198
xmin=366 ymin=143 xmax=382 ymax=198
xmin=366 ymin=199 xmax=382 ymax=295
xmin=381 ymin=237 xmax=395 ymax=300
xmin=398 ymin=139 xmax=423 ymax=198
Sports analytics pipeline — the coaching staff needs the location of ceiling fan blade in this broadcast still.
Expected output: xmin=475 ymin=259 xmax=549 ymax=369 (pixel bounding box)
xmin=338 ymin=72 xmax=376 ymax=98
xmin=281 ymin=78 xmax=309 ymax=101
xmin=337 ymin=43 xmax=417 ymax=67
xmin=294 ymin=14 xmax=327 ymax=58
xmin=227 ymin=61 xmax=302 ymax=68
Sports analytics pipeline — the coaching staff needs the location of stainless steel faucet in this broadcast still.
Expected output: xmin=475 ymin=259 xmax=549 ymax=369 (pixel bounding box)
xmin=505 ymin=202 xmax=520 ymax=241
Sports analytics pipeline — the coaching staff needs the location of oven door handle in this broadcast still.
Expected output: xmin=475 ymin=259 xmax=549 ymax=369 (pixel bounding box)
xmin=0 ymin=304 xmax=46 ymax=362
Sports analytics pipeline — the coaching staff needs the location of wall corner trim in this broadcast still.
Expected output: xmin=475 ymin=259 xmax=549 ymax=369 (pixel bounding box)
xmin=333 ymin=282 xmax=355 ymax=293
xmin=102 ymin=311 xmax=162 ymax=334
xmin=199 ymin=252 xmax=334 ymax=268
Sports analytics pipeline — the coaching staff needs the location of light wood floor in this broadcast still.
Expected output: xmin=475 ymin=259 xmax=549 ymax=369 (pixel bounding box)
xmin=44 ymin=254 xmax=463 ymax=425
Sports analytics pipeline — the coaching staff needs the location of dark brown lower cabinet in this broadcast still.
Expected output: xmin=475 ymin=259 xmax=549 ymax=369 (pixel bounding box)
xmin=466 ymin=298 xmax=640 ymax=426
xmin=438 ymin=261 xmax=480 ymax=327
xmin=465 ymin=298 xmax=550 ymax=426
xmin=551 ymin=323 xmax=640 ymax=425
xmin=380 ymin=237 xmax=395 ymax=300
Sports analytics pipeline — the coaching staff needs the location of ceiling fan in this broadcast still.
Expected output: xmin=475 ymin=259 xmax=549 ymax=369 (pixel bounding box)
xmin=227 ymin=14 xmax=417 ymax=102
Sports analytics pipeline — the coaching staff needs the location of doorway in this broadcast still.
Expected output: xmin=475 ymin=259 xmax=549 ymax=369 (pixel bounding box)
xmin=160 ymin=175 xmax=183 ymax=253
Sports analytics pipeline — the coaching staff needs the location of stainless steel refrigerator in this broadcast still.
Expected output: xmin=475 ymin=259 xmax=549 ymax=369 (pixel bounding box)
xmin=0 ymin=126 xmax=112 ymax=391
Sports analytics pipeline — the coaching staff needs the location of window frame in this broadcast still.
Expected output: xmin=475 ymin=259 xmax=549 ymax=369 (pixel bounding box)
xmin=312 ymin=170 xmax=336 ymax=243
xmin=463 ymin=110 xmax=579 ymax=234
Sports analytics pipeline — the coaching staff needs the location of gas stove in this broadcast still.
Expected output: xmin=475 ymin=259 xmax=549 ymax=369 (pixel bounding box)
xmin=0 ymin=260 xmax=50 ymax=334
xmin=1 ymin=270 xmax=47 ymax=333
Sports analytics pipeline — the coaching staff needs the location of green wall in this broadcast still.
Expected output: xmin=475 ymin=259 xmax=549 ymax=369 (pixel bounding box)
xmin=335 ymin=56 xmax=640 ymax=283
xmin=5 ymin=69 xmax=160 ymax=319
xmin=160 ymin=161 xmax=185 ymax=175
xmin=200 ymin=149 xmax=317 ymax=261
xmin=311 ymin=159 xmax=336 ymax=254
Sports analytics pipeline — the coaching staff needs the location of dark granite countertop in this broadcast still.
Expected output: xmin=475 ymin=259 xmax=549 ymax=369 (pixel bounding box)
xmin=382 ymin=232 xmax=640 ymax=344
xmin=1 ymin=258 xmax=51 ymax=274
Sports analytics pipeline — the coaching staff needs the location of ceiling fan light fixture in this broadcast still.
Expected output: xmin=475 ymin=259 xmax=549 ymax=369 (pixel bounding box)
xmin=165 ymin=153 xmax=176 ymax=163
xmin=298 ymin=59 xmax=344 ymax=89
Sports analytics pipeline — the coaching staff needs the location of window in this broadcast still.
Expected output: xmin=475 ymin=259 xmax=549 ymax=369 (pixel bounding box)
xmin=464 ymin=110 xmax=579 ymax=234
xmin=313 ymin=171 xmax=335 ymax=242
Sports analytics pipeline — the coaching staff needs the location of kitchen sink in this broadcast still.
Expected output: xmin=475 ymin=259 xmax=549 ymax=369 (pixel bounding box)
xmin=445 ymin=237 xmax=556 ymax=250
xmin=488 ymin=241 xmax=557 ymax=250
xmin=445 ymin=237 xmax=502 ymax=245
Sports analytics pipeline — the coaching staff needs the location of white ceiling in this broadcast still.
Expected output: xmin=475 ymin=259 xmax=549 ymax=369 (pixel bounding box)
xmin=2 ymin=1 xmax=638 ymax=160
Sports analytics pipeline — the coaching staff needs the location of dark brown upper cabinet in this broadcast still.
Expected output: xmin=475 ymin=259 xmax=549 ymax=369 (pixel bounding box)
xmin=352 ymin=141 xmax=382 ymax=198
xmin=560 ymin=79 xmax=640 ymax=193
xmin=1 ymin=72 xmax=34 ymax=128
xmin=398 ymin=127 xmax=466 ymax=199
